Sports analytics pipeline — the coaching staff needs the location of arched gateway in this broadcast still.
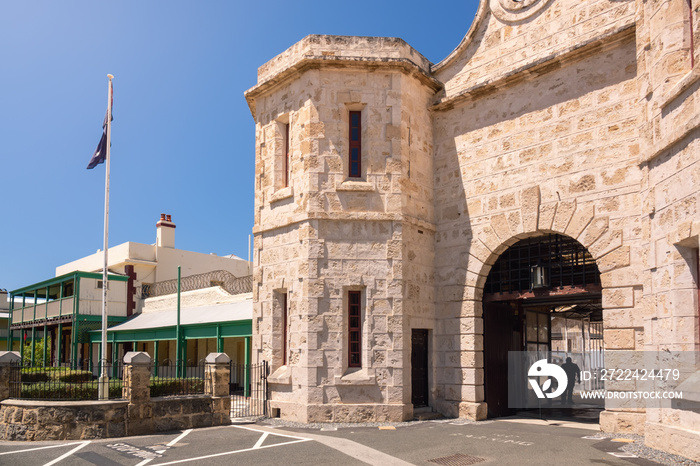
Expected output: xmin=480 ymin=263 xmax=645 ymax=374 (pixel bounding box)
xmin=482 ymin=234 xmax=603 ymax=418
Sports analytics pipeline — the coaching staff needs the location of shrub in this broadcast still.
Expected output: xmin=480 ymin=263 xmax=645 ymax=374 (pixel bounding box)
xmin=150 ymin=377 xmax=204 ymax=397
xmin=21 ymin=336 xmax=51 ymax=367
xmin=21 ymin=382 xmax=95 ymax=400
xmin=20 ymin=368 xmax=50 ymax=383
xmin=19 ymin=380 xmax=124 ymax=401
xmin=108 ymin=381 xmax=124 ymax=399
xmin=58 ymin=370 xmax=92 ymax=383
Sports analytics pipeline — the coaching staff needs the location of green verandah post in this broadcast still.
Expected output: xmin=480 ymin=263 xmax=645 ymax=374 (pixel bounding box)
xmin=42 ymin=324 xmax=47 ymax=367
xmin=176 ymin=266 xmax=182 ymax=378
xmin=244 ymin=336 xmax=250 ymax=397
xmin=7 ymin=294 xmax=13 ymax=351
xmin=57 ymin=323 xmax=63 ymax=367
xmin=30 ymin=290 xmax=37 ymax=366
xmin=111 ymin=332 xmax=118 ymax=378
xmin=154 ymin=340 xmax=159 ymax=377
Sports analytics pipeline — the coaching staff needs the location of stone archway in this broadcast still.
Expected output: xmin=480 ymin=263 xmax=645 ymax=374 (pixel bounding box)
xmin=480 ymin=233 xmax=603 ymax=418
xmin=435 ymin=188 xmax=638 ymax=423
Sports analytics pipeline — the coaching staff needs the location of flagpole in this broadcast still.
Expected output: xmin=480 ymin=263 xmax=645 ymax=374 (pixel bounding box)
xmin=99 ymin=74 xmax=114 ymax=400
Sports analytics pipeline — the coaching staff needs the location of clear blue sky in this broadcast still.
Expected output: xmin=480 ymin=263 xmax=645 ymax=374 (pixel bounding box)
xmin=0 ymin=1 xmax=479 ymax=291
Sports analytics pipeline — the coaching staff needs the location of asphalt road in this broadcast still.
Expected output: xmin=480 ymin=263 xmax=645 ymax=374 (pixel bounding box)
xmin=0 ymin=419 xmax=662 ymax=466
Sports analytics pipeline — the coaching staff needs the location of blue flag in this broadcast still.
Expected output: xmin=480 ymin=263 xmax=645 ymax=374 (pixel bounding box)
xmin=87 ymin=111 xmax=109 ymax=169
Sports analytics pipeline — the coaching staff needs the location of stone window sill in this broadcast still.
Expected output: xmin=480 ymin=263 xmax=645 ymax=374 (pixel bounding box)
xmin=267 ymin=365 xmax=292 ymax=384
xmin=333 ymin=367 xmax=376 ymax=385
xmin=270 ymin=186 xmax=293 ymax=203
xmin=337 ymin=180 xmax=373 ymax=192
xmin=660 ymin=66 xmax=700 ymax=109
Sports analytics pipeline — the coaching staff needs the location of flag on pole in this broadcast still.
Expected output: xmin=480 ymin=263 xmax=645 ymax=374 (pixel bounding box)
xmin=87 ymin=112 xmax=109 ymax=169
xmin=87 ymin=84 xmax=113 ymax=169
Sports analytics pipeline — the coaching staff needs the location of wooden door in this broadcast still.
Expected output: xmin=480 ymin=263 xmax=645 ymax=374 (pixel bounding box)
xmin=411 ymin=329 xmax=429 ymax=407
xmin=484 ymin=301 xmax=522 ymax=418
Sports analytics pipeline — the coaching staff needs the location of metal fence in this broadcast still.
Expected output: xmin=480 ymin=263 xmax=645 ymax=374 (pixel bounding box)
xmin=137 ymin=270 xmax=253 ymax=299
xmin=150 ymin=359 xmax=206 ymax=397
xmin=230 ymin=361 xmax=268 ymax=418
xmin=9 ymin=358 xmax=209 ymax=400
xmin=9 ymin=360 xmax=124 ymax=401
xmin=9 ymin=358 xmax=267 ymax=412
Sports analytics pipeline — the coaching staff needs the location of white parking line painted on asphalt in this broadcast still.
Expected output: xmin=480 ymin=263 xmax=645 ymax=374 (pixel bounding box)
xmin=230 ymin=424 xmax=311 ymax=439
xmin=161 ymin=429 xmax=193 ymax=452
xmin=150 ymin=439 xmax=311 ymax=465
xmin=0 ymin=442 xmax=86 ymax=456
xmin=149 ymin=425 xmax=312 ymax=465
xmin=42 ymin=441 xmax=91 ymax=466
xmin=134 ymin=429 xmax=194 ymax=466
xmin=252 ymin=432 xmax=269 ymax=449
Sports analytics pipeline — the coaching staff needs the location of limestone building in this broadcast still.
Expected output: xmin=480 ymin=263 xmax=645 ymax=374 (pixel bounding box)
xmin=246 ymin=0 xmax=700 ymax=459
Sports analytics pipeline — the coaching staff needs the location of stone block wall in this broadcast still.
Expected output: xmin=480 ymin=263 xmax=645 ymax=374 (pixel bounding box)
xmin=434 ymin=0 xmax=636 ymax=100
xmin=0 ymin=400 xmax=128 ymax=440
xmin=432 ymin=26 xmax=645 ymax=417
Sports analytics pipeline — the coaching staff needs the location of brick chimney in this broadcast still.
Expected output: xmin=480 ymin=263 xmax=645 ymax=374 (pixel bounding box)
xmin=156 ymin=213 xmax=176 ymax=248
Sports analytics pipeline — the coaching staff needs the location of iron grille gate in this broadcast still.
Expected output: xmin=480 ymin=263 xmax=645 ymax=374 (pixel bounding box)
xmin=229 ymin=361 xmax=268 ymax=418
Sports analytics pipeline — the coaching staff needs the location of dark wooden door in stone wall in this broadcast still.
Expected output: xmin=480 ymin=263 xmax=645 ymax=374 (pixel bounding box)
xmin=484 ymin=301 xmax=523 ymax=418
xmin=411 ymin=329 xmax=429 ymax=407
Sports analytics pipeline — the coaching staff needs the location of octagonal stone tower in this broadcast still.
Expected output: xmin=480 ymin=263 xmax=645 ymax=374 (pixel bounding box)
xmin=245 ymin=35 xmax=441 ymax=422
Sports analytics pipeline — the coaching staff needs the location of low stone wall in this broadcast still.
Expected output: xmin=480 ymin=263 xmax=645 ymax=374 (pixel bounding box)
xmin=0 ymin=399 xmax=128 ymax=441
xmin=0 ymin=395 xmax=232 ymax=441
xmin=0 ymin=351 xmax=233 ymax=441
xmin=126 ymin=395 xmax=232 ymax=437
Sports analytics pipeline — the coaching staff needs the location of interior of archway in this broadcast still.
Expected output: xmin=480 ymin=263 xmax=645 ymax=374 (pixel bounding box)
xmin=482 ymin=234 xmax=604 ymax=422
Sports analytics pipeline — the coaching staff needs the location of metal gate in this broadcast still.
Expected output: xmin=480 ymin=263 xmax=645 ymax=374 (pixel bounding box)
xmin=229 ymin=361 xmax=268 ymax=418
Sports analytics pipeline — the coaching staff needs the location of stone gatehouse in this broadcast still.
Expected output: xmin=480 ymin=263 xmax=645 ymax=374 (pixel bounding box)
xmin=245 ymin=0 xmax=700 ymax=460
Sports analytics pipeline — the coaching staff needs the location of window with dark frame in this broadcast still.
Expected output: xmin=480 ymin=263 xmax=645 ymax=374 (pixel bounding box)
xmin=349 ymin=111 xmax=361 ymax=178
xmin=348 ymin=290 xmax=362 ymax=367
xmin=282 ymin=292 xmax=288 ymax=366
xmin=284 ymin=123 xmax=291 ymax=187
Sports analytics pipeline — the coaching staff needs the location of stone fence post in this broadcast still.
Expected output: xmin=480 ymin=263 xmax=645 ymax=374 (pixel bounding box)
xmin=123 ymin=351 xmax=153 ymax=436
xmin=205 ymin=352 xmax=231 ymax=425
xmin=0 ymin=352 xmax=21 ymax=402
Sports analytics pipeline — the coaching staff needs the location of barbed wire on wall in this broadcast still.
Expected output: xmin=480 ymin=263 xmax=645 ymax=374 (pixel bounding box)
xmin=136 ymin=270 xmax=253 ymax=299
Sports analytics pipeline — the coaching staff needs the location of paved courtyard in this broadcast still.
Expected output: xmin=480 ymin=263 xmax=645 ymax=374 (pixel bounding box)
xmin=0 ymin=416 xmax=691 ymax=465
